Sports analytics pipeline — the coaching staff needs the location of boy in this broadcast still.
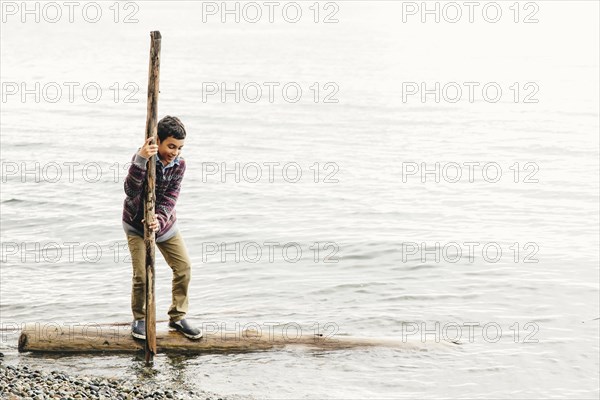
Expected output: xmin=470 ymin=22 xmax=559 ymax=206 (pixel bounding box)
xmin=122 ymin=115 xmax=202 ymax=340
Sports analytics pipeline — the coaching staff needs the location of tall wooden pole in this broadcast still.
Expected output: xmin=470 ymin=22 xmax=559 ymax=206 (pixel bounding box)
xmin=144 ymin=30 xmax=161 ymax=365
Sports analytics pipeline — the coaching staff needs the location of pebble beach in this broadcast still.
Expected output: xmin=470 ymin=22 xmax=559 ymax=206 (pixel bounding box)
xmin=0 ymin=354 xmax=250 ymax=400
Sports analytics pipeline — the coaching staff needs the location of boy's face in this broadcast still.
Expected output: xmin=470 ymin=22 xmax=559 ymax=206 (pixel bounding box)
xmin=157 ymin=136 xmax=185 ymax=163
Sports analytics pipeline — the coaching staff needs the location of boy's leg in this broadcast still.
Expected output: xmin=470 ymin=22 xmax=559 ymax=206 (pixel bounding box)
xmin=126 ymin=234 xmax=146 ymax=321
xmin=156 ymin=231 xmax=191 ymax=322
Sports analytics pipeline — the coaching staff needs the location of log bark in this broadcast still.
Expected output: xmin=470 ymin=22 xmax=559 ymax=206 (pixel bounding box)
xmin=144 ymin=30 xmax=162 ymax=363
xmin=17 ymin=323 xmax=458 ymax=354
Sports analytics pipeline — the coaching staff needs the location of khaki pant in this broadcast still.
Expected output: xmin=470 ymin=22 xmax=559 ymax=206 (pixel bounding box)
xmin=126 ymin=232 xmax=191 ymax=322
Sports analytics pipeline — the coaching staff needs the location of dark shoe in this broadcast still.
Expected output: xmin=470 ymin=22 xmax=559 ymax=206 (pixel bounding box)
xmin=131 ymin=319 xmax=146 ymax=340
xmin=169 ymin=319 xmax=202 ymax=340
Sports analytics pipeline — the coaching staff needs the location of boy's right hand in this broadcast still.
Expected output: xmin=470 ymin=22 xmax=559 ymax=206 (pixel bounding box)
xmin=137 ymin=137 xmax=158 ymax=159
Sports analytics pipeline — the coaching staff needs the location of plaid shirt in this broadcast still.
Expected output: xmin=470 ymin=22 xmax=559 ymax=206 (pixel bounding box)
xmin=122 ymin=151 xmax=186 ymax=240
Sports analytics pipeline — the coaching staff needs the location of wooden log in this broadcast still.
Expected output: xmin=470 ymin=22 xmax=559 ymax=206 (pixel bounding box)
xmin=17 ymin=323 xmax=458 ymax=354
xmin=143 ymin=30 xmax=162 ymax=363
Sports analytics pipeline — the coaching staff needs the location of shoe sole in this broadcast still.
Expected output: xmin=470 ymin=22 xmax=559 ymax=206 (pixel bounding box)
xmin=169 ymin=326 xmax=203 ymax=340
xmin=131 ymin=332 xmax=146 ymax=340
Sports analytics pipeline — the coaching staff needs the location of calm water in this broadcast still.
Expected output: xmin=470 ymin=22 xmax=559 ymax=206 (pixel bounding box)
xmin=1 ymin=1 xmax=599 ymax=398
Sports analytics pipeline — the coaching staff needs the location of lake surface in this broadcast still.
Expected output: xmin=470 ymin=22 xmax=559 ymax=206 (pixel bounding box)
xmin=1 ymin=1 xmax=599 ymax=398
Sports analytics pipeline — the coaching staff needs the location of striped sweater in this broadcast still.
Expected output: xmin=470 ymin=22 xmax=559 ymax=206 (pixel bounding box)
xmin=122 ymin=151 xmax=186 ymax=243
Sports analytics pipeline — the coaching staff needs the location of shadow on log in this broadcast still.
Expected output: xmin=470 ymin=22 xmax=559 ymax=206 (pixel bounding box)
xmin=18 ymin=323 xmax=459 ymax=355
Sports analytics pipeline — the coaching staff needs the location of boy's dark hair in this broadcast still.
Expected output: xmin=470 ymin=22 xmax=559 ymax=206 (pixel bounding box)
xmin=158 ymin=116 xmax=186 ymax=141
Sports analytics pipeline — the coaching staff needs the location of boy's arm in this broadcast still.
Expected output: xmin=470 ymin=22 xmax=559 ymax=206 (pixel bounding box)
xmin=124 ymin=152 xmax=148 ymax=198
xmin=155 ymin=160 xmax=186 ymax=231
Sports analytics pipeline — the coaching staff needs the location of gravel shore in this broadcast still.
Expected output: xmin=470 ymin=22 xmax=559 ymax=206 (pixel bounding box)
xmin=0 ymin=356 xmax=248 ymax=400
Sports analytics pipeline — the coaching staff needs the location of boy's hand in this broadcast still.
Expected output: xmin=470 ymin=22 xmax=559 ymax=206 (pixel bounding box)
xmin=138 ymin=137 xmax=159 ymax=159
xmin=141 ymin=213 xmax=160 ymax=232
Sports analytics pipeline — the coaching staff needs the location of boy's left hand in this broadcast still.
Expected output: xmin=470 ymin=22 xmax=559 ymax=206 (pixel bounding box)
xmin=141 ymin=214 xmax=160 ymax=232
